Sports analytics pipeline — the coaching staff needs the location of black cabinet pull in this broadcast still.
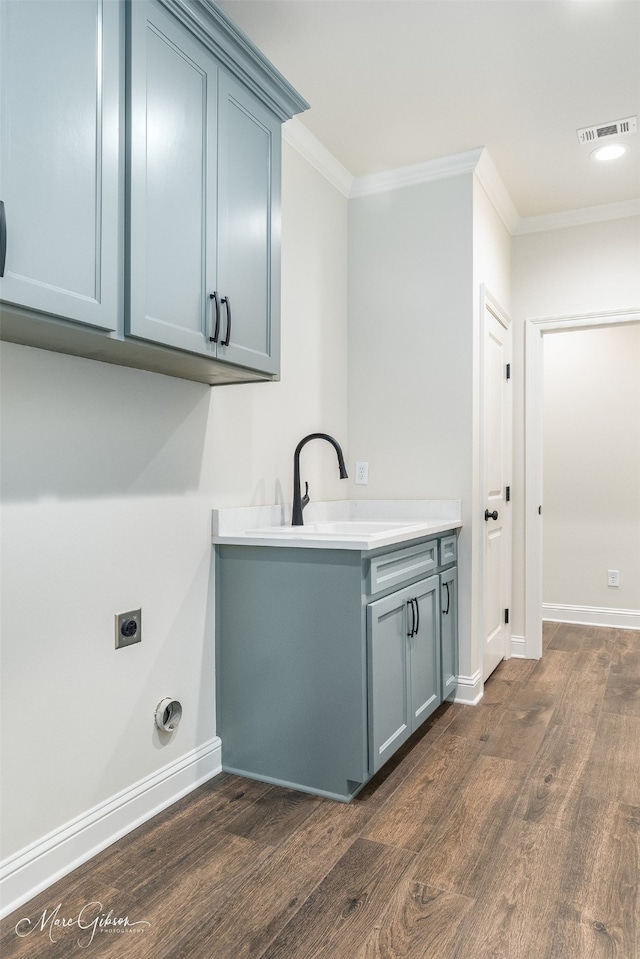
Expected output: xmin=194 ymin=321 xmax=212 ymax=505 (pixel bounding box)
xmin=414 ymin=597 xmax=420 ymax=635
xmin=484 ymin=509 xmax=499 ymax=521
xmin=209 ymin=292 xmax=221 ymax=343
xmin=443 ymin=581 xmax=450 ymax=615
xmin=0 ymin=200 xmax=6 ymax=277
xmin=407 ymin=599 xmax=415 ymax=637
xmin=221 ymin=295 xmax=232 ymax=346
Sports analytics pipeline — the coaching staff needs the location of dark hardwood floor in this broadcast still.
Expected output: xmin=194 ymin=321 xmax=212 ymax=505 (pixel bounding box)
xmin=3 ymin=623 xmax=638 ymax=958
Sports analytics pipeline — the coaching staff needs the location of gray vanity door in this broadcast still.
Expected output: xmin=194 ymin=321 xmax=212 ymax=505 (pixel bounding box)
xmin=367 ymin=583 xmax=413 ymax=774
xmin=0 ymin=0 xmax=120 ymax=330
xmin=215 ymin=70 xmax=281 ymax=375
xmin=440 ymin=566 xmax=458 ymax=702
xmin=409 ymin=575 xmax=440 ymax=729
xmin=128 ymin=0 xmax=217 ymax=355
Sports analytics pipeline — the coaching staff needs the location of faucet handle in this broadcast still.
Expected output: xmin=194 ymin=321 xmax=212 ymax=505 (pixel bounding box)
xmin=301 ymin=481 xmax=310 ymax=511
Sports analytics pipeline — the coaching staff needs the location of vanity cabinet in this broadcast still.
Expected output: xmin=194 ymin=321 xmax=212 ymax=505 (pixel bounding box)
xmin=215 ymin=532 xmax=458 ymax=801
xmin=368 ymin=575 xmax=440 ymax=774
xmin=0 ymin=0 xmax=121 ymax=332
xmin=0 ymin=0 xmax=305 ymax=384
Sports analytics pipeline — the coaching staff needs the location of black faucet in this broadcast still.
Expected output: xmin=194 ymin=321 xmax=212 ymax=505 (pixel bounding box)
xmin=292 ymin=433 xmax=348 ymax=526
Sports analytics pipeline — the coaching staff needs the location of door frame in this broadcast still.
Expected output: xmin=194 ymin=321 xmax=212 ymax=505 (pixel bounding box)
xmin=524 ymin=307 xmax=640 ymax=658
xmin=479 ymin=285 xmax=513 ymax=679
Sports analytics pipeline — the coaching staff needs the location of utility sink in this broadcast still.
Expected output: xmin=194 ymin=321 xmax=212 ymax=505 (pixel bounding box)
xmin=245 ymin=520 xmax=423 ymax=537
xmin=213 ymin=501 xmax=462 ymax=551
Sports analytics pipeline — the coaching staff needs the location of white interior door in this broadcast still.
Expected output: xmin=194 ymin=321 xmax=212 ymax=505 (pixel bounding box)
xmin=482 ymin=294 xmax=512 ymax=680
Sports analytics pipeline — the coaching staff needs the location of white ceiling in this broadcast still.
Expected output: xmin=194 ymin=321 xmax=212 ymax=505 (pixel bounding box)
xmin=219 ymin=0 xmax=640 ymax=220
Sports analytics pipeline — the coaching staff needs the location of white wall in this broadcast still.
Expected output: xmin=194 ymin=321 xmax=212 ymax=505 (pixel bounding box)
xmin=347 ymin=174 xmax=477 ymax=680
xmin=543 ymin=324 xmax=640 ymax=613
xmin=0 ymin=142 xmax=348 ymax=863
xmin=472 ymin=178 xmax=511 ymax=315
xmin=511 ymin=215 xmax=640 ymax=636
xmin=347 ymin=168 xmax=512 ymax=695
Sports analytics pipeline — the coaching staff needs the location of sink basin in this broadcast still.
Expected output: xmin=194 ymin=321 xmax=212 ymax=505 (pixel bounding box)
xmin=246 ymin=520 xmax=424 ymax=537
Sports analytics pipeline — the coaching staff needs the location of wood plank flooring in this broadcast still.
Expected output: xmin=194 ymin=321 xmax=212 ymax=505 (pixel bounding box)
xmin=2 ymin=623 xmax=638 ymax=959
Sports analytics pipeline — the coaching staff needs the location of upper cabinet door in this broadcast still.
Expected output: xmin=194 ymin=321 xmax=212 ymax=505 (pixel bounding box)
xmin=0 ymin=0 xmax=121 ymax=331
xmin=127 ymin=0 xmax=217 ymax=356
xmin=216 ymin=71 xmax=281 ymax=376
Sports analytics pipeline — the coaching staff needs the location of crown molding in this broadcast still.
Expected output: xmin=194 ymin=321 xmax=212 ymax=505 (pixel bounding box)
xmin=514 ymin=197 xmax=640 ymax=235
xmin=282 ymin=119 xmax=353 ymax=198
xmin=349 ymin=148 xmax=484 ymax=199
xmin=281 ymin=123 xmax=639 ymax=236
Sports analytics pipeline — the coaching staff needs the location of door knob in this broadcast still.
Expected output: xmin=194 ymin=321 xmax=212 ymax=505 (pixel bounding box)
xmin=484 ymin=509 xmax=499 ymax=521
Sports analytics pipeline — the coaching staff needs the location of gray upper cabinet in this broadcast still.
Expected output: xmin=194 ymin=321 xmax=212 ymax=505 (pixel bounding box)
xmin=0 ymin=0 xmax=121 ymax=331
xmin=128 ymin=3 xmax=280 ymax=375
xmin=1 ymin=0 xmax=307 ymax=385
xmin=216 ymin=71 xmax=280 ymax=375
xmin=128 ymin=0 xmax=218 ymax=356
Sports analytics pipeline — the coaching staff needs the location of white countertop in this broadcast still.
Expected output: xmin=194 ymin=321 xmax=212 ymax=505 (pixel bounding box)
xmin=212 ymin=500 xmax=462 ymax=551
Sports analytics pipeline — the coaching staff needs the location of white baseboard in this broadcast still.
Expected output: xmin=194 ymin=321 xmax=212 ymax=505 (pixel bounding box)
xmin=510 ymin=635 xmax=527 ymax=658
xmin=0 ymin=737 xmax=222 ymax=921
xmin=543 ymin=604 xmax=640 ymax=631
xmin=454 ymin=670 xmax=483 ymax=705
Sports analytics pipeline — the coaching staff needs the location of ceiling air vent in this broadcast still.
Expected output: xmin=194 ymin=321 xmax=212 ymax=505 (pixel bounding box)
xmin=577 ymin=116 xmax=637 ymax=145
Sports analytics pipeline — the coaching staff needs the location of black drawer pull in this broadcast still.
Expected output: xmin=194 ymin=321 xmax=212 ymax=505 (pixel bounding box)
xmin=414 ymin=597 xmax=420 ymax=635
xmin=484 ymin=509 xmax=499 ymax=521
xmin=443 ymin=581 xmax=450 ymax=616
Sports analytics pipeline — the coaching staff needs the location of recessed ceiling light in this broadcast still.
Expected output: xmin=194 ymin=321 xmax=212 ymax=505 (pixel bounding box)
xmin=591 ymin=143 xmax=628 ymax=161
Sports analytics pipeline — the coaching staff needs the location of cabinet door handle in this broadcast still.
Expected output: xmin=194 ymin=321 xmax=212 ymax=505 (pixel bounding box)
xmin=414 ymin=597 xmax=420 ymax=635
xmin=221 ymin=295 xmax=232 ymax=346
xmin=484 ymin=509 xmax=499 ymax=521
xmin=443 ymin=581 xmax=450 ymax=615
xmin=0 ymin=200 xmax=6 ymax=277
xmin=209 ymin=292 xmax=221 ymax=343
xmin=407 ymin=599 xmax=415 ymax=637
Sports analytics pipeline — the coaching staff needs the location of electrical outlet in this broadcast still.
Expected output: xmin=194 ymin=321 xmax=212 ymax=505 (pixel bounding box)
xmin=115 ymin=609 xmax=142 ymax=648
xmin=355 ymin=461 xmax=369 ymax=485
xmin=607 ymin=570 xmax=620 ymax=588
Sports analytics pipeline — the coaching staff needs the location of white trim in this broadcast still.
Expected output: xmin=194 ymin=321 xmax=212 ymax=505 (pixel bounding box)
xmin=515 ymin=198 xmax=640 ymax=235
xmin=454 ymin=670 xmax=484 ymax=706
xmin=510 ymin=635 xmax=527 ymax=658
xmin=282 ymin=118 xmax=353 ymax=198
xmin=524 ymin=309 xmax=640 ymax=661
xmin=350 ymin=147 xmax=483 ymax=199
xmin=543 ymin=604 xmax=640 ymax=631
xmin=0 ymin=738 xmax=222 ymax=920
xmin=527 ymin=307 xmax=640 ymax=331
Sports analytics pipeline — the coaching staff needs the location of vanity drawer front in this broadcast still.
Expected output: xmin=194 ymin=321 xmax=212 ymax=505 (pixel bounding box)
xmin=368 ymin=540 xmax=438 ymax=596
xmin=439 ymin=534 xmax=457 ymax=567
